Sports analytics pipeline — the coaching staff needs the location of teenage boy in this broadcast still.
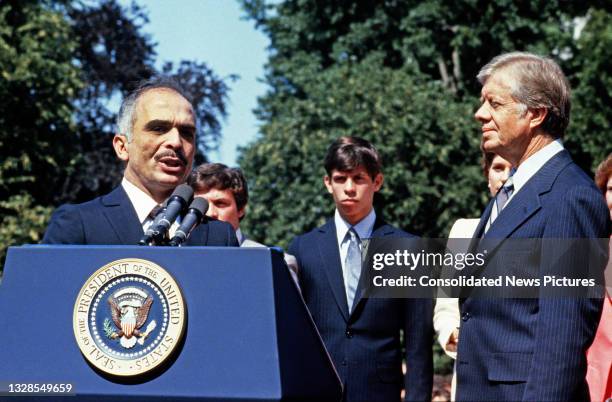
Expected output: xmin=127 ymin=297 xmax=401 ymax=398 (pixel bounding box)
xmin=289 ymin=136 xmax=433 ymax=402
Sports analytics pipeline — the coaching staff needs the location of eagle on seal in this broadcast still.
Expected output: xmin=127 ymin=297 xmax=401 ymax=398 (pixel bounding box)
xmin=108 ymin=294 xmax=153 ymax=349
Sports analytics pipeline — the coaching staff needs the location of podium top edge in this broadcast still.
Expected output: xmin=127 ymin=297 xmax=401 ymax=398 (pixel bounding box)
xmin=12 ymin=245 xmax=257 ymax=250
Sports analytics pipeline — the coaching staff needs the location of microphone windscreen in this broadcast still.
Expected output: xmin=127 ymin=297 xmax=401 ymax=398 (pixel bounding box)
xmin=171 ymin=184 xmax=194 ymax=203
xmin=190 ymin=197 xmax=209 ymax=215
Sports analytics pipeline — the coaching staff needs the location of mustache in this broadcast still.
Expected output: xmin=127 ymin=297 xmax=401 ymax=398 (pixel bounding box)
xmin=154 ymin=150 xmax=188 ymax=166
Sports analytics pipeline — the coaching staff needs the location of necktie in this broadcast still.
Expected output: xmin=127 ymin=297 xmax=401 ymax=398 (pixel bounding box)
xmin=496 ymin=173 xmax=515 ymax=213
xmin=490 ymin=170 xmax=516 ymax=226
xmin=143 ymin=204 xmax=162 ymax=232
xmin=345 ymin=228 xmax=361 ymax=311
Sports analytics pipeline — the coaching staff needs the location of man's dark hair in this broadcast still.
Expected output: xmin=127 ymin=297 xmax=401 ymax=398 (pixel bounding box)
xmin=188 ymin=163 xmax=248 ymax=212
xmin=117 ymin=76 xmax=192 ymax=141
xmin=324 ymin=136 xmax=382 ymax=179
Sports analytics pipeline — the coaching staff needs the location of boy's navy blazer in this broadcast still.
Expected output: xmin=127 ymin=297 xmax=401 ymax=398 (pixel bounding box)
xmin=42 ymin=185 xmax=238 ymax=246
xmin=456 ymin=150 xmax=610 ymax=402
xmin=289 ymin=217 xmax=433 ymax=402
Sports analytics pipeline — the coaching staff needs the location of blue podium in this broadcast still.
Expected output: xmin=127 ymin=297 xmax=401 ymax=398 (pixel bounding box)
xmin=0 ymin=246 xmax=342 ymax=401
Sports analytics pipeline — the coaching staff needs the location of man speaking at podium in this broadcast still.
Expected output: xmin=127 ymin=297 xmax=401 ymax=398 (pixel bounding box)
xmin=43 ymin=77 xmax=237 ymax=246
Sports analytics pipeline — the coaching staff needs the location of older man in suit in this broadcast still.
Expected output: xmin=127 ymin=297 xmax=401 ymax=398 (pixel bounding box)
xmin=43 ymin=77 xmax=237 ymax=246
xmin=289 ymin=136 xmax=433 ymax=402
xmin=455 ymin=52 xmax=610 ymax=401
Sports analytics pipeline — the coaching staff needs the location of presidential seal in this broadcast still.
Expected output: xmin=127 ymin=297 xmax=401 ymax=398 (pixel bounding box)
xmin=73 ymin=258 xmax=186 ymax=376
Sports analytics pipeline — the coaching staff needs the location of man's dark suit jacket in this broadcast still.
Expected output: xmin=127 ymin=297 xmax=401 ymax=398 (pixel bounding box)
xmin=456 ymin=150 xmax=610 ymax=402
xmin=289 ymin=217 xmax=433 ymax=402
xmin=43 ymin=186 xmax=238 ymax=246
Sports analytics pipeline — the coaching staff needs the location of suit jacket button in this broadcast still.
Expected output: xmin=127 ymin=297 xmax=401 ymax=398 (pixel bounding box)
xmin=462 ymin=312 xmax=471 ymax=321
xmin=341 ymin=360 xmax=347 ymax=366
xmin=345 ymin=329 xmax=353 ymax=338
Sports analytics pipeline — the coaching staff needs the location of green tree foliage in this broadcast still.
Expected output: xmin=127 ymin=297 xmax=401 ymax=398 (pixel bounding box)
xmin=0 ymin=0 xmax=82 ymax=262
xmin=565 ymin=9 xmax=612 ymax=170
xmin=239 ymin=0 xmax=611 ymax=248
xmin=241 ymin=56 xmax=481 ymax=243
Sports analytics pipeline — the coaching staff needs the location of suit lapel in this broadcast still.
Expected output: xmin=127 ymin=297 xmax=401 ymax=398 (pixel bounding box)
xmin=476 ymin=201 xmax=493 ymax=239
xmin=484 ymin=186 xmax=541 ymax=240
xmin=317 ymin=220 xmax=350 ymax=322
xmin=469 ymin=199 xmax=494 ymax=252
xmin=350 ymin=218 xmax=396 ymax=319
xmin=101 ymin=186 xmax=144 ymax=245
xmin=480 ymin=150 xmax=573 ymax=255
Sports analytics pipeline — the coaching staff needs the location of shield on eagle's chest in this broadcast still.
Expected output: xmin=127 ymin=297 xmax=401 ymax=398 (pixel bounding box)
xmin=121 ymin=308 xmax=137 ymax=338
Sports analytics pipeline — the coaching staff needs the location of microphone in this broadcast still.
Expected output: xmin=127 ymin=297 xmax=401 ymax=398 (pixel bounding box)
xmin=138 ymin=184 xmax=194 ymax=246
xmin=168 ymin=197 xmax=209 ymax=246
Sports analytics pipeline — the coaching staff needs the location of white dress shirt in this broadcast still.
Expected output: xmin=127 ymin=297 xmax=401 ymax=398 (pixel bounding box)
xmin=121 ymin=178 xmax=160 ymax=232
xmin=236 ymin=228 xmax=246 ymax=245
xmin=486 ymin=139 xmax=564 ymax=231
xmin=121 ymin=178 xmax=183 ymax=238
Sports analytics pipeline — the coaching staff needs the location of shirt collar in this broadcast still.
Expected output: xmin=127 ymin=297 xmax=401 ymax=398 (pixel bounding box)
xmin=334 ymin=208 xmax=376 ymax=245
xmin=121 ymin=178 xmax=160 ymax=225
xmin=236 ymin=228 xmax=245 ymax=245
xmin=512 ymin=139 xmax=564 ymax=193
